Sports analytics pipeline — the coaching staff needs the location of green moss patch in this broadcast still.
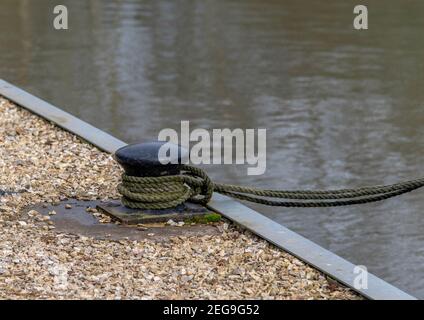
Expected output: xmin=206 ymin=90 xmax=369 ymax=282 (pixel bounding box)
xmin=185 ymin=213 xmax=222 ymax=224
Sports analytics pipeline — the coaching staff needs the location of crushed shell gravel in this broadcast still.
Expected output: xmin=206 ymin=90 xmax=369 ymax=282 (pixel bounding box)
xmin=0 ymin=97 xmax=361 ymax=300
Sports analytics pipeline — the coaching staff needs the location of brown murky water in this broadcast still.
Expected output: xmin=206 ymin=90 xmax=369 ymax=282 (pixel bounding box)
xmin=1 ymin=0 xmax=424 ymax=297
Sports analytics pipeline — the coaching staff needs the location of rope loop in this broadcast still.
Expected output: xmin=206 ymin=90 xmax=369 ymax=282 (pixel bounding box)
xmin=118 ymin=165 xmax=424 ymax=210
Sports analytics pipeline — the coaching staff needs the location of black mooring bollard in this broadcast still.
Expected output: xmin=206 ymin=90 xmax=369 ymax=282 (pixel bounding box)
xmin=114 ymin=141 xmax=188 ymax=178
xmin=97 ymin=141 xmax=212 ymax=224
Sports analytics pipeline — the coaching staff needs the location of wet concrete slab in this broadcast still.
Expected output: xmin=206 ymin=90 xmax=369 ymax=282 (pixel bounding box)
xmin=23 ymin=199 xmax=221 ymax=242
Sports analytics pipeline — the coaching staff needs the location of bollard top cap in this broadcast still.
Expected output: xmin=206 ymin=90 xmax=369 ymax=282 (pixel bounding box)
xmin=114 ymin=141 xmax=188 ymax=177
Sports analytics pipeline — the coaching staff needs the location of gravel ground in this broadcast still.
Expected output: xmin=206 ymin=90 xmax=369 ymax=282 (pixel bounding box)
xmin=0 ymin=96 xmax=360 ymax=299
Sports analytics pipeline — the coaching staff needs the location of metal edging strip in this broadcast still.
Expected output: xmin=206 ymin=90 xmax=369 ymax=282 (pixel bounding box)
xmin=0 ymin=79 xmax=126 ymax=154
xmin=0 ymin=79 xmax=416 ymax=300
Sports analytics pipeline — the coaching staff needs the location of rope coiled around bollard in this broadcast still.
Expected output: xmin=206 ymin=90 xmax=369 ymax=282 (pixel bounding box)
xmin=117 ymin=165 xmax=424 ymax=209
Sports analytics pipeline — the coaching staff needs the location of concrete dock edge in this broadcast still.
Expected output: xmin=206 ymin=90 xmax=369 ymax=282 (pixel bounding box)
xmin=0 ymin=79 xmax=416 ymax=300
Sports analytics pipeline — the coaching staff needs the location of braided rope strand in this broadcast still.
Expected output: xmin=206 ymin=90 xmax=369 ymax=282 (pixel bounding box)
xmin=118 ymin=165 xmax=424 ymax=209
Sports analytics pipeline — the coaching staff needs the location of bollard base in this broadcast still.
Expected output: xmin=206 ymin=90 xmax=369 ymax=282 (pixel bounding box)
xmin=22 ymin=200 xmax=221 ymax=241
xmin=96 ymin=200 xmax=220 ymax=225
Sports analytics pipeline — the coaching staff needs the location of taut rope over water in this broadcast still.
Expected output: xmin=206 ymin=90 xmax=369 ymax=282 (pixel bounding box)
xmin=118 ymin=165 xmax=424 ymax=210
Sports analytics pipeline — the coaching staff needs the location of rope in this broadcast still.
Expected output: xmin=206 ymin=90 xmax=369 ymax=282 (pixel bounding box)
xmin=118 ymin=165 xmax=424 ymax=209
